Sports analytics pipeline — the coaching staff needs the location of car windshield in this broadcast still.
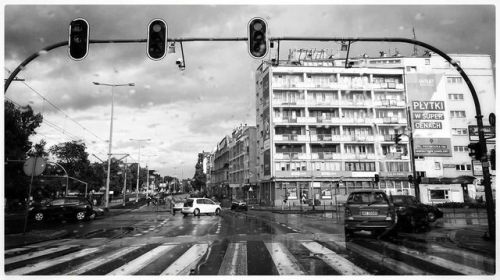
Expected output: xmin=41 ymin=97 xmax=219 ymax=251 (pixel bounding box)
xmin=348 ymin=192 xmax=388 ymax=205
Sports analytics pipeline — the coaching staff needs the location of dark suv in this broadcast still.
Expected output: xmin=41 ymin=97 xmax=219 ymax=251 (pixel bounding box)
xmin=344 ymin=190 xmax=397 ymax=238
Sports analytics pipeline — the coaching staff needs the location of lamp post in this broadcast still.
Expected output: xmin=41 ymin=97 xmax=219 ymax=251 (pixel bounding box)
xmin=46 ymin=161 xmax=69 ymax=196
xmin=93 ymin=81 xmax=135 ymax=209
xmin=130 ymin=138 xmax=151 ymax=202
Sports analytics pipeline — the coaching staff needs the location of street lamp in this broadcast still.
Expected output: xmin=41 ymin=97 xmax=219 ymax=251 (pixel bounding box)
xmin=130 ymin=138 xmax=151 ymax=202
xmin=93 ymin=81 xmax=135 ymax=209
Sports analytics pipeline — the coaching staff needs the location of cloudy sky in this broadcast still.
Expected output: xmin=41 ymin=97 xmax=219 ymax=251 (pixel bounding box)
xmin=2 ymin=2 xmax=496 ymax=178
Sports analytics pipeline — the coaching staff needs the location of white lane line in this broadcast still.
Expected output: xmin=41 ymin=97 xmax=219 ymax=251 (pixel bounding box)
xmin=4 ymin=247 xmax=32 ymax=256
xmin=5 ymin=245 xmax=78 ymax=265
xmin=346 ymin=242 xmax=428 ymax=275
xmin=379 ymin=240 xmax=490 ymax=275
xmin=23 ymin=239 xmax=73 ymax=248
xmin=264 ymin=242 xmax=305 ymax=275
xmin=66 ymin=246 xmax=140 ymax=275
xmin=161 ymin=243 xmax=209 ymax=275
xmin=107 ymin=244 xmax=176 ymax=275
xmin=218 ymin=242 xmax=247 ymax=275
xmin=301 ymin=241 xmax=368 ymax=275
xmin=6 ymin=247 xmax=99 ymax=275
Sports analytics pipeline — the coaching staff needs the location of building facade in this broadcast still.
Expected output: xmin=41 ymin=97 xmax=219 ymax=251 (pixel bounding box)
xmin=228 ymin=125 xmax=258 ymax=201
xmin=255 ymin=50 xmax=495 ymax=206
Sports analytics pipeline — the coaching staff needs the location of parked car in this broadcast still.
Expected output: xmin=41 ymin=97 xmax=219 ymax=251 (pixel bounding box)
xmin=231 ymin=200 xmax=248 ymax=211
xmin=344 ymin=190 xmax=397 ymax=238
xmin=181 ymin=198 xmax=222 ymax=216
xmin=29 ymin=197 xmax=95 ymax=222
xmin=391 ymin=195 xmax=443 ymax=228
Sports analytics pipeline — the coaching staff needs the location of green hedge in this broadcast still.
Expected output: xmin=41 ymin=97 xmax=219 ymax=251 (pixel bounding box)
xmin=434 ymin=202 xmax=489 ymax=209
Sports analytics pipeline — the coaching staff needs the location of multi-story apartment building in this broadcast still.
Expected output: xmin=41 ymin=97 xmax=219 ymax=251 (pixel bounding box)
xmin=209 ymin=136 xmax=231 ymax=199
xmin=228 ymin=124 xmax=258 ymax=201
xmin=255 ymin=49 xmax=495 ymax=206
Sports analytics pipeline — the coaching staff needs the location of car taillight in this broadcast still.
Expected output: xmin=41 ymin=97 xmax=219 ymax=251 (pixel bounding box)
xmin=385 ymin=208 xmax=394 ymax=221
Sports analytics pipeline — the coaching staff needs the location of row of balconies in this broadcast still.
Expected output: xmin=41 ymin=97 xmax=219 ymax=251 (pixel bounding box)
xmin=273 ymin=117 xmax=407 ymax=125
xmin=272 ymin=81 xmax=404 ymax=90
xmin=274 ymin=152 xmax=410 ymax=161
xmin=272 ymin=99 xmax=406 ymax=107
xmin=274 ymin=134 xmax=406 ymax=142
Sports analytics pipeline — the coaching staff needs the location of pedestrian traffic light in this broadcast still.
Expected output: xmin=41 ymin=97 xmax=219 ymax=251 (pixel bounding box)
xmin=248 ymin=17 xmax=269 ymax=59
xmin=147 ymin=19 xmax=167 ymax=60
xmin=68 ymin=18 xmax=89 ymax=60
xmin=490 ymin=149 xmax=496 ymax=170
xmin=408 ymin=175 xmax=413 ymax=183
xmin=394 ymin=133 xmax=402 ymax=145
xmin=468 ymin=142 xmax=483 ymax=160
xmin=374 ymin=174 xmax=379 ymax=183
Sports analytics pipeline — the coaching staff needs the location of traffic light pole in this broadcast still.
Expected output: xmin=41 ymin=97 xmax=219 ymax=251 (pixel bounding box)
xmin=406 ymin=105 xmax=420 ymax=201
xmin=4 ymin=35 xmax=495 ymax=239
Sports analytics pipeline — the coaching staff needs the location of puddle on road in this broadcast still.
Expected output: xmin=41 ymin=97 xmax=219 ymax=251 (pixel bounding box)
xmin=83 ymin=227 xmax=134 ymax=239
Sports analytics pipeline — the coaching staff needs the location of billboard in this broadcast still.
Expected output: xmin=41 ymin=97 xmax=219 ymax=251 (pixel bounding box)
xmin=414 ymin=137 xmax=452 ymax=157
xmin=468 ymin=126 xmax=496 ymax=141
xmin=263 ymin=149 xmax=271 ymax=176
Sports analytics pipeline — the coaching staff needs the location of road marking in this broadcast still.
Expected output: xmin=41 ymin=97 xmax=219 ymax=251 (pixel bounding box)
xmin=218 ymin=242 xmax=247 ymax=275
xmin=346 ymin=242 xmax=428 ymax=275
xmin=23 ymin=239 xmax=73 ymax=248
xmin=264 ymin=242 xmax=305 ymax=275
xmin=5 ymin=245 xmax=78 ymax=265
xmin=4 ymin=247 xmax=33 ymax=256
xmin=301 ymin=241 xmax=368 ymax=275
xmin=161 ymin=243 xmax=209 ymax=275
xmin=66 ymin=246 xmax=140 ymax=275
xmin=6 ymin=247 xmax=99 ymax=275
xmin=379 ymin=240 xmax=491 ymax=275
xmin=107 ymin=244 xmax=175 ymax=275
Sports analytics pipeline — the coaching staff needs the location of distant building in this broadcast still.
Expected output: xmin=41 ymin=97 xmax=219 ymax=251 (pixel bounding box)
xmin=254 ymin=49 xmax=495 ymax=206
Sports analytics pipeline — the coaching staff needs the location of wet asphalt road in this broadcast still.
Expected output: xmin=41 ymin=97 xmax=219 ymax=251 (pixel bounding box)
xmin=4 ymin=205 xmax=496 ymax=275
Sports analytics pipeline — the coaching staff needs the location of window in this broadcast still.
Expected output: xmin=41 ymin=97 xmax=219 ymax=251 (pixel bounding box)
xmin=430 ymin=189 xmax=449 ymax=200
xmin=455 ymin=164 xmax=472 ymax=171
xmin=345 ymin=162 xmax=375 ymax=171
xmin=425 ymin=59 xmax=430 ymax=65
xmin=448 ymin=93 xmax=464 ymax=100
xmin=434 ymin=162 xmax=441 ymax=170
xmin=452 ymin=128 xmax=468 ymax=135
xmin=406 ymin=66 xmax=417 ymax=72
xmin=454 ymin=146 xmax=468 ymax=152
xmin=450 ymin=110 xmax=466 ymax=118
xmin=447 ymin=77 xmax=463 ymax=84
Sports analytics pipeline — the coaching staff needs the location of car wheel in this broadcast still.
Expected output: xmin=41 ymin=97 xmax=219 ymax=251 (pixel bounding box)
xmin=34 ymin=212 xmax=44 ymax=222
xmin=215 ymin=208 xmax=221 ymax=216
xmin=194 ymin=208 xmax=200 ymax=216
xmin=76 ymin=211 xmax=86 ymax=221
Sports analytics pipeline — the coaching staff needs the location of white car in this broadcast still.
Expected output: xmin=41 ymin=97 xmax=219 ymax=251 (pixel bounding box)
xmin=181 ymin=198 xmax=222 ymax=216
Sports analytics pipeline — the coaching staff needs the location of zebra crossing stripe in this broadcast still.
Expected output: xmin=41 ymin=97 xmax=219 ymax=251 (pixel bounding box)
xmin=419 ymin=242 xmax=496 ymax=268
xmin=5 ymin=245 xmax=78 ymax=265
xmin=4 ymin=247 xmax=33 ymax=256
xmin=379 ymin=241 xmax=490 ymax=275
xmin=346 ymin=242 xmax=428 ymax=275
xmin=107 ymin=244 xmax=176 ymax=275
xmin=300 ymin=241 xmax=368 ymax=275
xmin=6 ymin=247 xmax=99 ymax=275
xmin=264 ymin=242 xmax=305 ymax=275
xmin=160 ymin=243 xmax=209 ymax=275
xmin=65 ymin=246 xmax=140 ymax=275
xmin=218 ymin=242 xmax=247 ymax=275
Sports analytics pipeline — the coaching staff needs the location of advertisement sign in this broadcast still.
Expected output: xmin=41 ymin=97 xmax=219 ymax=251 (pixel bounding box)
xmin=287 ymin=187 xmax=297 ymax=199
xmin=414 ymin=137 xmax=452 ymax=157
xmin=263 ymin=149 xmax=271 ymax=176
xmin=468 ymin=125 xmax=496 ymax=141
xmin=472 ymin=160 xmax=483 ymax=176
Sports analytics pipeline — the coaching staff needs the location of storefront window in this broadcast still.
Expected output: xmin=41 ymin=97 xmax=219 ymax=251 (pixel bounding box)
xmin=429 ymin=189 xmax=449 ymax=200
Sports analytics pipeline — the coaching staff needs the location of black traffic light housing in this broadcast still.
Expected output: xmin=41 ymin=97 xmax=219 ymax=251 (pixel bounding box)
xmin=490 ymin=149 xmax=496 ymax=170
xmin=374 ymin=174 xmax=380 ymax=183
xmin=468 ymin=142 xmax=483 ymax=160
xmin=408 ymin=175 xmax=413 ymax=183
xmin=248 ymin=17 xmax=269 ymax=59
xmin=68 ymin=18 xmax=89 ymax=60
xmin=147 ymin=19 xmax=167 ymax=60
xmin=394 ymin=133 xmax=403 ymax=145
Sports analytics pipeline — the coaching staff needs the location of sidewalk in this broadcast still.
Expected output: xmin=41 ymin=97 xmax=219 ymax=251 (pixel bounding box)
xmin=448 ymin=225 xmax=496 ymax=257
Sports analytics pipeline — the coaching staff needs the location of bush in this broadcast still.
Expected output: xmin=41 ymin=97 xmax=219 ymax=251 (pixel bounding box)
xmin=434 ymin=201 xmax=487 ymax=209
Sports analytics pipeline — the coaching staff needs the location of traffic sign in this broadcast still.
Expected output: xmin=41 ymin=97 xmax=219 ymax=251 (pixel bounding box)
xmin=23 ymin=157 xmax=46 ymax=176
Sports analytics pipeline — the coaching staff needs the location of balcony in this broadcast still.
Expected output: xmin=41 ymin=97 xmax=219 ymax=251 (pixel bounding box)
xmin=340 ymin=100 xmax=372 ymax=107
xmin=372 ymin=82 xmax=404 ymax=90
xmin=383 ymin=152 xmax=410 ymax=160
xmin=272 ymin=99 xmax=306 ymax=106
xmin=275 ymin=152 xmax=306 ymax=160
xmin=342 ymin=135 xmax=375 ymax=142
xmin=308 ymin=100 xmax=340 ymax=107
xmin=274 ymin=134 xmax=307 ymax=142
xmin=311 ymin=152 xmax=342 ymax=160
xmin=274 ymin=117 xmax=299 ymax=124
xmin=375 ymin=117 xmax=407 ymax=124
xmin=343 ymin=153 xmax=376 ymax=160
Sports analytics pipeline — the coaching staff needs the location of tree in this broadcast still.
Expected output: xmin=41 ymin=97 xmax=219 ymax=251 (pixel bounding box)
xmin=192 ymin=153 xmax=207 ymax=192
xmin=49 ymin=141 xmax=93 ymax=193
xmin=27 ymin=139 xmax=49 ymax=158
xmin=4 ymin=100 xmax=43 ymax=202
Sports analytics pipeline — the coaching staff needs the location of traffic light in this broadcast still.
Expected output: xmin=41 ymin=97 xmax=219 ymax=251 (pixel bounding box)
xmin=468 ymin=142 xmax=483 ymax=160
xmin=394 ymin=133 xmax=402 ymax=145
xmin=248 ymin=17 xmax=269 ymax=59
xmin=68 ymin=18 xmax=89 ymax=60
xmin=147 ymin=19 xmax=167 ymax=60
xmin=408 ymin=175 xmax=413 ymax=183
xmin=374 ymin=174 xmax=380 ymax=183
xmin=490 ymin=149 xmax=496 ymax=170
